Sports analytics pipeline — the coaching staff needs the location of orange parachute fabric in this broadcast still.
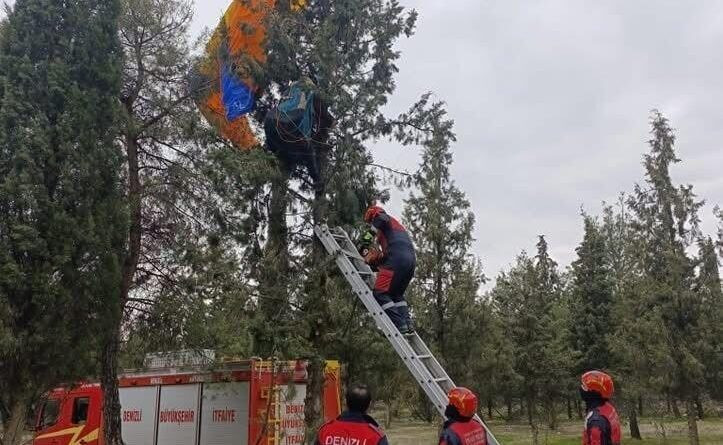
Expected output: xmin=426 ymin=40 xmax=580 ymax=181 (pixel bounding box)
xmin=195 ymin=0 xmax=276 ymax=150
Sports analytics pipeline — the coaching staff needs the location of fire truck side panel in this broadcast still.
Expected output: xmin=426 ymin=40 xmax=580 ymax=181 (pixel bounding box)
xmin=279 ymin=384 xmax=306 ymax=445
xmin=119 ymin=386 xmax=160 ymax=445
xmin=156 ymin=384 xmax=201 ymax=445
xmin=199 ymin=382 xmax=250 ymax=445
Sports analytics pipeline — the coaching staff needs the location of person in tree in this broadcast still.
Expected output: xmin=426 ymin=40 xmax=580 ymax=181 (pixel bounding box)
xmin=315 ymin=383 xmax=389 ymax=445
xmin=580 ymin=370 xmax=621 ymax=445
xmin=362 ymin=205 xmax=416 ymax=333
xmin=439 ymin=387 xmax=487 ymax=445
xmin=264 ymin=76 xmax=334 ymax=189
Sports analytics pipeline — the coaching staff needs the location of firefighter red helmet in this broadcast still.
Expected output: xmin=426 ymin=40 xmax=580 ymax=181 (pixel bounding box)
xmin=364 ymin=205 xmax=385 ymax=223
xmin=581 ymin=370 xmax=614 ymax=399
xmin=448 ymin=387 xmax=478 ymax=418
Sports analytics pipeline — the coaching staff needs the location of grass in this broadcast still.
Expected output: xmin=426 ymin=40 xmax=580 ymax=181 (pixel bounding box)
xmin=382 ymin=417 xmax=723 ymax=445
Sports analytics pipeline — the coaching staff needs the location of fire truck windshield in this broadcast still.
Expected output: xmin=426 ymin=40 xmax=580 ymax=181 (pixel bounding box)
xmin=38 ymin=398 xmax=60 ymax=430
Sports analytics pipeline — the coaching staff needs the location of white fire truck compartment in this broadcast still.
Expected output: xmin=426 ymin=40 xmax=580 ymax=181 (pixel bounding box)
xmin=156 ymin=384 xmax=201 ymax=445
xmin=200 ymin=382 xmax=250 ymax=445
xmin=120 ymin=386 xmax=159 ymax=445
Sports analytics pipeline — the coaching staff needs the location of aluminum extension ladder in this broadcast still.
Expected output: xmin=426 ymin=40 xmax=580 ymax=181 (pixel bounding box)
xmin=314 ymin=225 xmax=500 ymax=445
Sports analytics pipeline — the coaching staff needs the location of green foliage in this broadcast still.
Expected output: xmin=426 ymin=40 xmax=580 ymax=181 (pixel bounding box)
xmin=490 ymin=237 xmax=572 ymax=437
xmin=570 ymin=214 xmax=614 ymax=372
xmin=0 ymin=0 xmax=124 ymax=425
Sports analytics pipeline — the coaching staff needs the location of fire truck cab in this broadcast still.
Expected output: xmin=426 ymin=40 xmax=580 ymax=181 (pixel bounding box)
xmin=32 ymin=357 xmax=341 ymax=445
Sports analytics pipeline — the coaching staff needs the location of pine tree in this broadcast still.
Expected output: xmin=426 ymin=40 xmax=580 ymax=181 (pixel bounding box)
xmin=401 ymin=96 xmax=494 ymax=415
xmin=626 ymin=111 xmax=706 ymax=445
xmin=259 ymin=1 xmax=422 ymax=438
xmin=491 ymin=237 xmax=568 ymax=444
xmin=601 ymin=199 xmax=644 ymax=439
xmin=402 ymin=96 xmax=480 ymax=363
xmin=0 ymin=1 xmax=124 ymax=443
xmin=695 ymin=237 xmax=722 ymax=402
xmin=570 ymin=214 xmax=614 ymax=371
xmin=101 ymin=1 xmax=269 ymax=442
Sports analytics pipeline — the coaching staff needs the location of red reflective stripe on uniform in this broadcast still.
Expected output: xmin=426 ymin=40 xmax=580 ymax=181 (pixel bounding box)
xmin=374 ymin=268 xmax=394 ymax=293
xmin=583 ymin=403 xmax=620 ymax=445
xmin=389 ymin=217 xmax=406 ymax=232
xmin=449 ymin=421 xmax=487 ymax=445
xmin=598 ymin=403 xmax=621 ymax=445
xmin=317 ymin=419 xmax=384 ymax=445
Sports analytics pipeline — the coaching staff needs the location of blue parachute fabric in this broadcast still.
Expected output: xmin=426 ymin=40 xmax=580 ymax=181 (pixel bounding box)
xmin=278 ymin=82 xmax=314 ymax=139
xmin=221 ymin=63 xmax=255 ymax=120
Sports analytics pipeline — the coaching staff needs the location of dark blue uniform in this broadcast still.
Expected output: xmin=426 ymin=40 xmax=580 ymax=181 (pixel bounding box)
xmin=368 ymin=212 xmax=416 ymax=330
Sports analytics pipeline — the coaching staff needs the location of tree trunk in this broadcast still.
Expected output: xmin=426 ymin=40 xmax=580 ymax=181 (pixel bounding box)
xmin=3 ymin=400 xmax=29 ymax=445
xmin=303 ymin=357 xmax=324 ymax=445
xmin=527 ymin=397 xmax=539 ymax=445
xmin=101 ymin=325 xmax=124 ymax=445
xmin=487 ymin=398 xmax=493 ymax=419
xmin=546 ymin=399 xmax=557 ymax=430
xmin=628 ymin=400 xmax=642 ymax=440
xmin=672 ymin=398 xmax=681 ymax=418
xmin=506 ymin=398 xmax=512 ymax=420
xmin=100 ymin=128 xmax=142 ymax=445
xmin=255 ymin=172 xmax=290 ymax=357
xmin=566 ymin=397 xmax=573 ymax=420
xmin=694 ymin=396 xmax=704 ymax=420
xmin=303 ymin=155 xmax=331 ymax=444
xmin=575 ymin=398 xmax=583 ymax=420
xmin=685 ymin=399 xmax=700 ymax=445
xmin=638 ymin=395 xmax=643 ymax=417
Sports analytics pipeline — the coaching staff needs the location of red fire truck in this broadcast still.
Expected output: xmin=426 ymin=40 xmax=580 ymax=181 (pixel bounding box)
xmin=32 ymin=359 xmax=341 ymax=445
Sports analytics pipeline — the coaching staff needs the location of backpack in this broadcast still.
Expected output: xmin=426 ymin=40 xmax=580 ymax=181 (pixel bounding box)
xmin=274 ymin=80 xmax=316 ymax=140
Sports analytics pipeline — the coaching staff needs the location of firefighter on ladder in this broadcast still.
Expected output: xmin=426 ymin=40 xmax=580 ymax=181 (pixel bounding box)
xmin=439 ymin=387 xmax=487 ymax=445
xmin=361 ymin=205 xmax=416 ymax=334
xmin=580 ymin=370 xmax=621 ymax=445
xmin=315 ymin=384 xmax=389 ymax=445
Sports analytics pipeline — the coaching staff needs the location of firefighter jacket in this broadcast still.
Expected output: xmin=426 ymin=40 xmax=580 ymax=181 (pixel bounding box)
xmin=439 ymin=418 xmax=487 ymax=445
xmin=583 ymin=401 xmax=621 ymax=445
xmin=316 ymin=411 xmax=388 ymax=445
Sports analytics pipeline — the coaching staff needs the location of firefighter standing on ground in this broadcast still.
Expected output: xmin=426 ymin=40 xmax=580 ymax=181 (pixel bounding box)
xmin=316 ymin=384 xmax=389 ymax=445
xmin=580 ymin=370 xmax=621 ymax=445
xmin=362 ymin=205 xmax=416 ymax=333
xmin=439 ymin=387 xmax=487 ymax=445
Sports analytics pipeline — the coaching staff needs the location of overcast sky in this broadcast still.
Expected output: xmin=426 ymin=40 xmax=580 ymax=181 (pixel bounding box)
xmin=191 ymin=0 xmax=720 ymax=282
xmin=4 ymin=1 xmax=722 ymax=283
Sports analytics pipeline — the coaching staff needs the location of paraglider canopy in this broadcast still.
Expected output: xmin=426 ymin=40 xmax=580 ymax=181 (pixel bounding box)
xmin=192 ymin=0 xmax=276 ymax=150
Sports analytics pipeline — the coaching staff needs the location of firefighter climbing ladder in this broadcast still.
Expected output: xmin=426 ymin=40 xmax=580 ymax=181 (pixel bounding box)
xmin=315 ymin=225 xmax=500 ymax=445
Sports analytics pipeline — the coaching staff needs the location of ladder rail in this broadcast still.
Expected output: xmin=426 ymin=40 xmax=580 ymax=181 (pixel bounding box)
xmin=315 ymin=225 xmax=500 ymax=445
xmin=315 ymin=226 xmax=450 ymax=409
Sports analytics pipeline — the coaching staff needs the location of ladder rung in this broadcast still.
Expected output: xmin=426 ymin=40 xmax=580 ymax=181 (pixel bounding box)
xmin=433 ymin=377 xmax=449 ymax=383
xmin=416 ymin=354 xmax=432 ymax=360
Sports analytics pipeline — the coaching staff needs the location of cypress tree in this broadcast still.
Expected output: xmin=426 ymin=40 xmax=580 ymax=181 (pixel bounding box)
xmin=627 ymin=111 xmax=706 ymax=445
xmin=491 ymin=237 xmax=568 ymax=444
xmin=0 ymin=0 xmax=124 ymax=442
xmin=695 ymin=237 xmax=722 ymax=402
xmin=402 ymin=96 xmax=479 ymax=363
xmin=570 ymin=215 xmax=614 ymax=371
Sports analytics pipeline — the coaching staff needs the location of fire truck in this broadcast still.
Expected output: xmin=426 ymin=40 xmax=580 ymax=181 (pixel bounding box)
xmin=32 ymin=355 xmax=341 ymax=445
